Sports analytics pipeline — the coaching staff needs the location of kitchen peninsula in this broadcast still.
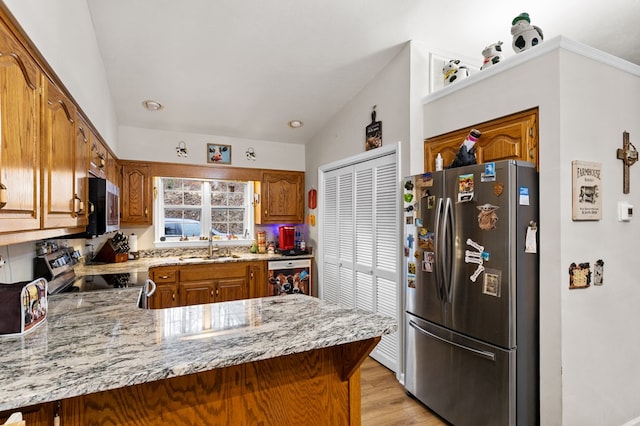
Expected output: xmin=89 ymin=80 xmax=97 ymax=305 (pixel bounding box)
xmin=0 ymin=290 xmax=396 ymax=425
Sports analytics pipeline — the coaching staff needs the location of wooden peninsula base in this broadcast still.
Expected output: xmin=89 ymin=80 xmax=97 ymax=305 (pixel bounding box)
xmin=2 ymin=338 xmax=379 ymax=426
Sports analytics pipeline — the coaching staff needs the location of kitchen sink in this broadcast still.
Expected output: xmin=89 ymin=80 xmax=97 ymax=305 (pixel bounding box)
xmin=177 ymin=254 xmax=240 ymax=261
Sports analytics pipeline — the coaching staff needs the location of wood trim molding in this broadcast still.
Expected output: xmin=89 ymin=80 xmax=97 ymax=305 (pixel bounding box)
xmin=120 ymin=159 xmax=303 ymax=181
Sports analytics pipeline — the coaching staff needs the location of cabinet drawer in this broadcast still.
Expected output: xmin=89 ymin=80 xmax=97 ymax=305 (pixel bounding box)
xmin=151 ymin=269 xmax=177 ymax=283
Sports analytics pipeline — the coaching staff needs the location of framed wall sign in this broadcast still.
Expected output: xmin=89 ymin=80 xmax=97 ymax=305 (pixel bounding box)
xmin=571 ymin=160 xmax=602 ymax=221
xmin=207 ymin=144 xmax=231 ymax=164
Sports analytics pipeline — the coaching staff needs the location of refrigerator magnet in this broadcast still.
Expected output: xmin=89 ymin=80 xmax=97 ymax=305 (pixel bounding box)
xmin=407 ymin=276 xmax=416 ymax=288
xmin=519 ymin=187 xmax=530 ymax=205
xmin=406 ymin=234 xmax=414 ymax=249
xmin=477 ymin=204 xmax=499 ymax=230
xmin=427 ymin=195 xmax=436 ymax=209
xmin=481 ymin=162 xmax=496 ymax=182
xmin=415 ymin=218 xmax=423 ymax=228
xmin=482 ymin=269 xmax=502 ymax=297
xmin=458 ymin=174 xmax=474 ymax=202
xmin=408 ymin=262 xmax=416 ymax=275
xmin=422 ymin=261 xmax=432 ymax=272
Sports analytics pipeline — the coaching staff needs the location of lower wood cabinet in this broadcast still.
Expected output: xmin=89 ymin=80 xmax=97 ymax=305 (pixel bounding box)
xmin=149 ymin=261 xmax=265 ymax=309
xmin=148 ymin=266 xmax=179 ymax=309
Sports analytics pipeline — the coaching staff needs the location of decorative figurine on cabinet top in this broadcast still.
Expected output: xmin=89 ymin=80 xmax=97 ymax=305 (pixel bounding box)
xmin=511 ymin=12 xmax=544 ymax=53
xmin=443 ymin=59 xmax=470 ymax=86
xmin=480 ymin=41 xmax=504 ymax=70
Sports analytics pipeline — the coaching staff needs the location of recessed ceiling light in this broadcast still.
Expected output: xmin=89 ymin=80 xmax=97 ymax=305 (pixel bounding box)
xmin=288 ymin=120 xmax=303 ymax=128
xmin=142 ymin=100 xmax=163 ymax=111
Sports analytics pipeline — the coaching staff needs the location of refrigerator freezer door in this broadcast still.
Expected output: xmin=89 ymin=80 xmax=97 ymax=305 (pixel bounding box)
xmin=405 ymin=313 xmax=516 ymax=426
xmin=405 ymin=172 xmax=446 ymax=325
xmin=443 ymin=161 xmax=524 ymax=349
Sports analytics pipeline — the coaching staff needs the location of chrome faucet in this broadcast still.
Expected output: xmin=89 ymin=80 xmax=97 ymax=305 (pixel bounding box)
xmin=208 ymin=227 xmax=219 ymax=258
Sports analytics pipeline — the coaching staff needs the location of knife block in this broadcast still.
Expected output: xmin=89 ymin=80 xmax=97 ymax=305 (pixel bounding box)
xmin=93 ymin=240 xmax=128 ymax=263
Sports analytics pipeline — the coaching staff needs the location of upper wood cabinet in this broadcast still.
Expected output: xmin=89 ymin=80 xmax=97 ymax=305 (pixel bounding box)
xmin=255 ymin=171 xmax=305 ymax=224
xmin=41 ymin=76 xmax=80 ymax=229
xmin=89 ymin=132 xmax=107 ymax=179
xmin=121 ymin=162 xmax=152 ymax=225
xmin=74 ymin=115 xmax=91 ymax=227
xmin=0 ymin=20 xmax=41 ymax=234
xmin=424 ymin=108 xmax=539 ymax=172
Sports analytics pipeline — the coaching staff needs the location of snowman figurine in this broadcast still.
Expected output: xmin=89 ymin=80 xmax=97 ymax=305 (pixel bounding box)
xmin=511 ymin=12 xmax=544 ymax=53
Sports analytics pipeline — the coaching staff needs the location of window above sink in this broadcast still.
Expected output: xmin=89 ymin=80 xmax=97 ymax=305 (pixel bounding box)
xmin=153 ymin=177 xmax=254 ymax=248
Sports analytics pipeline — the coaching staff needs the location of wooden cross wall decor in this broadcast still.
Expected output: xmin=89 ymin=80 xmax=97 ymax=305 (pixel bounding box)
xmin=616 ymin=131 xmax=638 ymax=194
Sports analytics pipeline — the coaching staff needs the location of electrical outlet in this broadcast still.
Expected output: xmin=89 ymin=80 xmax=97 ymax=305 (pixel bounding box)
xmin=0 ymin=255 xmax=5 ymax=267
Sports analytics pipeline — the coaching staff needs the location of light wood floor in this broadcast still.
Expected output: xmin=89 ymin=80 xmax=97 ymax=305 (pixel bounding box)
xmin=360 ymin=357 xmax=448 ymax=426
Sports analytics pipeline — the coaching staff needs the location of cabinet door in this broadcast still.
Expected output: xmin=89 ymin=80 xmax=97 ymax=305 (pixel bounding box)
xmin=149 ymin=267 xmax=179 ymax=308
xmin=149 ymin=284 xmax=178 ymax=309
xmin=476 ymin=110 xmax=537 ymax=166
xmin=75 ymin=116 xmax=91 ymax=227
xmin=180 ymin=281 xmax=214 ymax=306
xmin=0 ymin=23 xmax=41 ymax=233
xmin=41 ymin=77 xmax=79 ymax=229
xmin=424 ymin=108 xmax=538 ymax=172
xmin=215 ymin=277 xmax=248 ymax=302
xmin=89 ymin=133 xmax=106 ymax=179
xmin=256 ymin=171 xmax=304 ymax=224
xmin=248 ymin=262 xmax=265 ymax=298
xmin=121 ymin=163 xmax=151 ymax=225
xmin=106 ymin=151 xmax=119 ymax=186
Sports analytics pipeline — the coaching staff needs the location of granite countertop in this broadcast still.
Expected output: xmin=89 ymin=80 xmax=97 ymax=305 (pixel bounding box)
xmin=75 ymin=252 xmax=313 ymax=276
xmin=0 ymin=290 xmax=396 ymax=412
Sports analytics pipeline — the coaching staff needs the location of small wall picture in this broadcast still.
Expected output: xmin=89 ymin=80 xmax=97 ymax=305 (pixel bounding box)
xmin=207 ymin=144 xmax=231 ymax=164
xmin=571 ymin=160 xmax=602 ymax=221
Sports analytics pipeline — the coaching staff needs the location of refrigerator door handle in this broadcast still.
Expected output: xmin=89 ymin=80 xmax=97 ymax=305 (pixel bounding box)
xmin=409 ymin=320 xmax=496 ymax=362
xmin=434 ymin=197 xmax=445 ymax=301
xmin=442 ymin=197 xmax=454 ymax=303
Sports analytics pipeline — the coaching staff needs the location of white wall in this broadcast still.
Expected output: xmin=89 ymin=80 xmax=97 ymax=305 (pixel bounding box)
xmin=118 ymin=126 xmax=305 ymax=171
xmin=306 ymin=41 xmax=426 ymax=250
xmin=4 ymin=0 xmax=119 ymax=151
xmin=423 ymin=37 xmax=640 ymax=426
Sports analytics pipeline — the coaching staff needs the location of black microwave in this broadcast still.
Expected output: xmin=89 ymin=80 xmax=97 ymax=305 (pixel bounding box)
xmin=87 ymin=177 xmax=120 ymax=237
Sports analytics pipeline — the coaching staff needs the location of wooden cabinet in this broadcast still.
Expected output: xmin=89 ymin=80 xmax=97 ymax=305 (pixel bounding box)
xmin=255 ymin=171 xmax=305 ymax=224
xmin=41 ymin=76 xmax=80 ymax=229
xmin=149 ymin=261 xmax=264 ymax=309
xmin=179 ymin=262 xmax=250 ymax=304
xmin=89 ymin=132 xmax=107 ymax=179
xmin=121 ymin=162 xmax=152 ymax=225
xmin=148 ymin=266 xmax=179 ymax=309
xmin=106 ymin=151 xmax=119 ymax=186
xmin=0 ymin=20 xmax=41 ymax=234
xmin=424 ymin=108 xmax=538 ymax=172
xmin=74 ymin=115 xmax=91 ymax=227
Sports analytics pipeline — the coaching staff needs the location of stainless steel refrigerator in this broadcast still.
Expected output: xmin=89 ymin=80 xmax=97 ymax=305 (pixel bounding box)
xmin=403 ymin=160 xmax=538 ymax=426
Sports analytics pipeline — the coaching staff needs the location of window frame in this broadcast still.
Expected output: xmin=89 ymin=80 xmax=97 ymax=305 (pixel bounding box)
xmin=153 ymin=176 xmax=255 ymax=248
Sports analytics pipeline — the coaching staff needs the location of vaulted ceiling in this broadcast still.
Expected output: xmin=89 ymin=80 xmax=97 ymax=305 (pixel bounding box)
xmin=87 ymin=0 xmax=640 ymax=144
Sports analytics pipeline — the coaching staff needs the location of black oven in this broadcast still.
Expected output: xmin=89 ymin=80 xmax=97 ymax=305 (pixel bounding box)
xmin=87 ymin=177 xmax=120 ymax=237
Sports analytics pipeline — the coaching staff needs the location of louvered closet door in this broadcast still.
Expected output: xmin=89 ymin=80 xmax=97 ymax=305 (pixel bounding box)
xmin=321 ymin=151 xmax=399 ymax=372
xmin=322 ymin=167 xmax=355 ymax=306
xmin=354 ymin=155 xmax=398 ymax=370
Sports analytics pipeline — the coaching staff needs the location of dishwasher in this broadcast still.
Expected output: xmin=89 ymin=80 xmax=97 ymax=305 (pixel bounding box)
xmin=267 ymin=258 xmax=312 ymax=296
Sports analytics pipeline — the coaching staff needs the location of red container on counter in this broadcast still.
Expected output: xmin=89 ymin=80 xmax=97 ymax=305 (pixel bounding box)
xmin=278 ymin=226 xmax=295 ymax=250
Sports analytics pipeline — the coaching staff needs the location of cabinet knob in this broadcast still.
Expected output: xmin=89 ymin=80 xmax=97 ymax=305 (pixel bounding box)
xmin=159 ymin=275 xmax=169 ymax=279
xmin=144 ymin=207 xmax=149 ymax=216
xmin=172 ymin=292 xmax=175 ymax=301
